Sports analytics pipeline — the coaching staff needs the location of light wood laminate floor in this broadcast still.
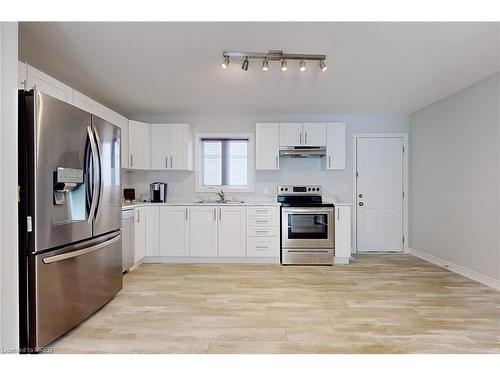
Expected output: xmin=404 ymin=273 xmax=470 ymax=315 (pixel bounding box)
xmin=49 ymin=254 xmax=500 ymax=353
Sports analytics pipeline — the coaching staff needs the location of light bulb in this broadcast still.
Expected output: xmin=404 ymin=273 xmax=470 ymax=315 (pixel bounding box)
xmin=299 ymin=60 xmax=306 ymax=72
xmin=262 ymin=59 xmax=269 ymax=71
xmin=221 ymin=56 xmax=229 ymax=69
xmin=281 ymin=59 xmax=288 ymax=72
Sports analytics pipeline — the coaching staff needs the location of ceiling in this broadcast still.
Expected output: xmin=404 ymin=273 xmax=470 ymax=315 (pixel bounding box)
xmin=19 ymin=22 xmax=499 ymax=120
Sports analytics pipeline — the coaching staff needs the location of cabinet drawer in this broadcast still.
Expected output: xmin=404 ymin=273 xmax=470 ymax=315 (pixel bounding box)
xmin=247 ymin=237 xmax=279 ymax=257
xmin=247 ymin=216 xmax=277 ymax=227
xmin=247 ymin=206 xmax=278 ymax=216
xmin=247 ymin=226 xmax=278 ymax=237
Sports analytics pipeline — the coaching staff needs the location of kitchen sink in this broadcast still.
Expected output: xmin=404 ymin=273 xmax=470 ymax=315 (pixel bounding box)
xmin=195 ymin=200 xmax=245 ymax=204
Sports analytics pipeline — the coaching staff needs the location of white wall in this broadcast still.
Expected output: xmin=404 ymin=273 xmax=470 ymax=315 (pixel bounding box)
xmin=124 ymin=114 xmax=409 ymax=203
xmin=0 ymin=22 xmax=19 ymax=351
xmin=410 ymin=73 xmax=500 ymax=282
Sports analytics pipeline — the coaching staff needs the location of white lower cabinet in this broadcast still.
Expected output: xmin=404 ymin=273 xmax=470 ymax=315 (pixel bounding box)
xmin=217 ymin=206 xmax=247 ymax=257
xmin=189 ymin=206 xmax=218 ymax=256
xmin=159 ymin=206 xmax=190 ymax=256
xmin=246 ymin=237 xmax=279 ymax=257
xmin=146 ymin=206 xmax=160 ymax=256
xmin=334 ymin=205 xmax=352 ymax=264
xmin=246 ymin=206 xmax=280 ymax=258
xmin=139 ymin=204 xmax=280 ymax=262
xmin=133 ymin=206 xmax=147 ymax=263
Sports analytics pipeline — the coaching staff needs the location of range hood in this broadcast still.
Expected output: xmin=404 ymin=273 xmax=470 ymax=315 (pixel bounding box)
xmin=279 ymin=146 xmax=326 ymax=158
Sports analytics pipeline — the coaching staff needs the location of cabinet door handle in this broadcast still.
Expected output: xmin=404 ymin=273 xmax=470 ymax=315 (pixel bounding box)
xmin=255 ymin=245 xmax=268 ymax=249
xmin=328 ymin=156 xmax=331 ymax=168
xmin=255 ymin=220 xmax=268 ymax=223
xmin=137 ymin=210 xmax=140 ymax=223
xmin=305 ymin=132 xmax=308 ymax=145
xmin=130 ymin=154 xmax=133 ymax=167
xmin=170 ymin=156 xmax=173 ymax=168
xmin=337 ymin=208 xmax=339 ymax=221
xmin=275 ymin=155 xmax=278 ymax=168
xmin=165 ymin=156 xmax=168 ymax=168
xmin=213 ymin=208 xmax=216 ymax=221
xmin=219 ymin=207 xmax=222 ymax=221
xmin=185 ymin=207 xmax=188 ymax=221
xmin=299 ymin=132 xmax=302 ymax=145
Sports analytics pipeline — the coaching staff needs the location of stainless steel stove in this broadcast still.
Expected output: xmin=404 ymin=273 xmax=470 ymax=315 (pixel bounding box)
xmin=277 ymin=185 xmax=334 ymax=265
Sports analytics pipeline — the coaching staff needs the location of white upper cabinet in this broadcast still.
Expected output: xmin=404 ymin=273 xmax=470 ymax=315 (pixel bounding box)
xmin=72 ymin=90 xmax=107 ymax=118
xmin=128 ymin=120 xmax=150 ymax=170
xmin=303 ymin=123 xmax=327 ymax=146
xmin=18 ymin=61 xmax=27 ymax=89
xmin=150 ymin=123 xmax=193 ymax=171
xmin=217 ymin=206 xmax=246 ymax=257
xmin=170 ymin=123 xmax=193 ymax=170
xmin=189 ymin=206 xmax=218 ymax=256
xmin=280 ymin=123 xmax=327 ymax=147
xmin=280 ymin=123 xmax=302 ymax=146
xmin=26 ymin=65 xmax=73 ymax=104
xmin=159 ymin=206 xmax=190 ymax=256
xmin=150 ymin=124 xmax=170 ymax=170
xmin=326 ymin=122 xmax=346 ymax=170
xmin=256 ymin=123 xmax=280 ymax=170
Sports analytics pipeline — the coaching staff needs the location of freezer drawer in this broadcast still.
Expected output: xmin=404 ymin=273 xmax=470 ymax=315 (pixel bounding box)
xmin=29 ymin=232 xmax=122 ymax=350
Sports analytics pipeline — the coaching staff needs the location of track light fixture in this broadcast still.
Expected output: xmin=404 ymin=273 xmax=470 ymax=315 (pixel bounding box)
xmin=319 ymin=60 xmax=327 ymax=72
xmin=242 ymin=57 xmax=249 ymax=71
xmin=299 ymin=59 xmax=306 ymax=72
xmin=221 ymin=50 xmax=327 ymax=73
xmin=281 ymin=59 xmax=288 ymax=72
xmin=262 ymin=59 xmax=269 ymax=71
xmin=221 ymin=56 xmax=230 ymax=69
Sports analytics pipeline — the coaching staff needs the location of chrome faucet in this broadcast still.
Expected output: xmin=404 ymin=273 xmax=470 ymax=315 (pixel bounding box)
xmin=216 ymin=189 xmax=225 ymax=202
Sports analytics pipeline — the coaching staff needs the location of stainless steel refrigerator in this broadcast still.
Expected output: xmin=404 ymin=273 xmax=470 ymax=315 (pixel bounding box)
xmin=18 ymin=90 xmax=123 ymax=352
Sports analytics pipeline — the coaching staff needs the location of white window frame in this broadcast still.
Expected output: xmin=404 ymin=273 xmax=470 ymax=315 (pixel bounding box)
xmin=195 ymin=133 xmax=255 ymax=193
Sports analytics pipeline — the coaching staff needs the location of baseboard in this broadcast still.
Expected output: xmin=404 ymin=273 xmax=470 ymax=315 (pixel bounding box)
xmin=334 ymin=256 xmax=350 ymax=265
xmin=408 ymin=248 xmax=500 ymax=291
xmin=143 ymin=256 xmax=280 ymax=264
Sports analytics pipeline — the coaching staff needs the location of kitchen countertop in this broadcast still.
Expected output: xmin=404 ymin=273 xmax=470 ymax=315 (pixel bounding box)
xmin=122 ymin=200 xmax=352 ymax=210
xmin=122 ymin=201 xmax=282 ymax=210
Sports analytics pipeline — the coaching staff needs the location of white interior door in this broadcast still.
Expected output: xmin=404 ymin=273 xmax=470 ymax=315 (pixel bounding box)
xmin=356 ymin=137 xmax=403 ymax=251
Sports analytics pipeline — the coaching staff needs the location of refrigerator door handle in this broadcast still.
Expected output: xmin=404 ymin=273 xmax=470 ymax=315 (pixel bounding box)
xmin=42 ymin=233 xmax=121 ymax=264
xmin=91 ymin=125 xmax=103 ymax=219
xmin=87 ymin=125 xmax=100 ymax=222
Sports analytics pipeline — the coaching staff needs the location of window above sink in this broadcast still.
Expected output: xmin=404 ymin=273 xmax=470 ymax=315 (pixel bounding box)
xmin=195 ymin=133 xmax=255 ymax=193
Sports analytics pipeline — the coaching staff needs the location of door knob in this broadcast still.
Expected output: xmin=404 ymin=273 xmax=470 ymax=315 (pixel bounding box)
xmin=358 ymin=194 xmax=363 ymax=198
xmin=359 ymin=202 xmax=364 ymax=206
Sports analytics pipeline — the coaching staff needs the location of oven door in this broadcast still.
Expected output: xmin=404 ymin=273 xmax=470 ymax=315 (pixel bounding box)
xmin=281 ymin=207 xmax=334 ymax=248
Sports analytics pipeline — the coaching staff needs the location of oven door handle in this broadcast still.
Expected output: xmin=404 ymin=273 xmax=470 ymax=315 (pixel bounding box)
xmin=283 ymin=208 xmax=333 ymax=213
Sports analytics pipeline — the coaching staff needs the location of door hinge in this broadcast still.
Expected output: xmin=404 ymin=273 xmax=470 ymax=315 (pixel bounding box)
xmin=402 ymin=236 xmax=405 ymax=244
xmin=27 ymin=216 xmax=32 ymax=232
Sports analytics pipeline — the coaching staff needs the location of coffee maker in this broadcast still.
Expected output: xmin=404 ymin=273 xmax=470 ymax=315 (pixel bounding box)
xmin=150 ymin=182 xmax=167 ymax=202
